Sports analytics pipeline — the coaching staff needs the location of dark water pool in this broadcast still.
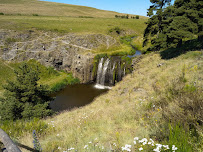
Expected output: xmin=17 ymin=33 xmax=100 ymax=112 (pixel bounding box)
xmin=50 ymin=84 xmax=108 ymax=111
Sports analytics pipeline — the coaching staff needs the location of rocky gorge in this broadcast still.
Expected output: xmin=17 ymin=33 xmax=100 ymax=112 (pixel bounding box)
xmin=0 ymin=29 xmax=120 ymax=83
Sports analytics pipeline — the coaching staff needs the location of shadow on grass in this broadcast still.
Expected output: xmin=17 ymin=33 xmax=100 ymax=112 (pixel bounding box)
xmin=160 ymin=39 xmax=203 ymax=60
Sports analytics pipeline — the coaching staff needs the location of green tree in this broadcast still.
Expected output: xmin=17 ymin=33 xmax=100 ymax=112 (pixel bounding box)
xmin=0 ymin=63 xmax=53 ymax=121
xmin=143 ymin=0 xmax=202 ymax=51
xmin=143 ymin=0 xmax=172 ymax=49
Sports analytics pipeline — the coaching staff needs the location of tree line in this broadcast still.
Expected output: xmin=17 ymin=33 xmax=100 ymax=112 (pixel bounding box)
xmin=143 ymin=0 xmax=203 ymax=51
xmin=115 ymin=15 xmax=139 ymax=19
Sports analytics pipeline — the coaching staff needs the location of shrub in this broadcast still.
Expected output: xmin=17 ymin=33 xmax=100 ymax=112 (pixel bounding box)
xmin=136 ymin=15 xmax=139 ymax=19
xmin=108 ymin=27 xmax=122 ymax=35
xmin=33 ymin=14 xmax=39 ymax=16
xmin=0 ymin=12 xmax=4 ymax=15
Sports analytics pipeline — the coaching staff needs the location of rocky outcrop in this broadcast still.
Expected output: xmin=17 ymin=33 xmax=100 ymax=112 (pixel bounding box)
xmin=0 ymin=30 xmax=118 ymax=83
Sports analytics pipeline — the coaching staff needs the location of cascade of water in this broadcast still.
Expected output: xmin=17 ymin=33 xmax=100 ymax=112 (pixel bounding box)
xmin=100 ymin=58 xmax=110 ymax=85
xmin=124 ymin=67 xmax=126 ymax=76
xmin=96 ymin=58 xmax=104 ymax=84
xmin=109 ymin=62 xmax=116 ymax=85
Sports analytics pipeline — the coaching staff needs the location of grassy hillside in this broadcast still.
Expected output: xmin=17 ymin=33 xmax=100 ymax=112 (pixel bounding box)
xmin=0 ymin=15 xmax=147 ymax=35
xmin=0 ymin=0 xmax=146 ymax=18
xmin=1 ymin=50 xmax=202 ymax=151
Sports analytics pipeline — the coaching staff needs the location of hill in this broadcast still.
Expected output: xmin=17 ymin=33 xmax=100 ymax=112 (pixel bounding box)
xmin=0 ymin=0 xmax=146 ymax=18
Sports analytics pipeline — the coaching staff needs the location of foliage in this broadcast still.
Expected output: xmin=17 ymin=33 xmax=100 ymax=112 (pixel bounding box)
xmin=143 ymin=0 xmax=203 ymax=51
xmin=167 ymin=124 xmax=193 ymax=152
xmin=79 ymin=16 xmax=93 ymax=18
xmin=115 ymin=14 xmax=129 ymax=19
xmin=32 ymin=14 xmax=39 ymax=16
xmin=0 ymin=63 xmax=54 ymax=121
xmin=0 ymin=12 xmax=4 ymax=15
xmin=108 ymin=26 xmax=122 ymax=34
xmin=50 ymin=74 xmax=80 ymax=93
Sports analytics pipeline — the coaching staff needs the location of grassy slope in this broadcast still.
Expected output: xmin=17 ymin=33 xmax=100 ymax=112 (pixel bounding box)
xmin=14 ymin=51 xmax=202 ymax=151
xmin=0 ymin=15 xmax=147 ymax=35
xmin=0 ymin=0 xmax=147 ymax=18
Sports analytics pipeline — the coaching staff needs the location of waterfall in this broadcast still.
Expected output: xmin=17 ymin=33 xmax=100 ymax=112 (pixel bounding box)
xmin=95 ymin=56 xmax=132 ymax=89
xmin=124 ymin=67 xmax=126 ymax=76
xmin=109 ymin=62 xmax=116 ymax=85
xmin=96 ymin=58 xmax=104 ymax=84
xmin=100 ymin=58 xmax=110 ymax=85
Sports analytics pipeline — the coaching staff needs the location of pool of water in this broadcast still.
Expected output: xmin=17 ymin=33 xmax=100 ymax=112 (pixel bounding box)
xmin=127 ymin=50 xmax=142 ymax=58
xmin=50 ymin=83 xmax=109 ymax=111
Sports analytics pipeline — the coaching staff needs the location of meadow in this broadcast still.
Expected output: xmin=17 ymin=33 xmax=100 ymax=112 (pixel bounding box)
xmin=0 ymin=15 xmax=147 ymax=35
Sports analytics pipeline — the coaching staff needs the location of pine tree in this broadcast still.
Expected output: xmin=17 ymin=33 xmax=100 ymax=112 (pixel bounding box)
xmin=0 ymin=63 xmax=53 ymax=121
xmin=143 ymin=0 xmax=202 ymax=51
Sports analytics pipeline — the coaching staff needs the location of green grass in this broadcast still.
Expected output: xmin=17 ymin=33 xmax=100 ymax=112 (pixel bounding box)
xmin=0 ymin=15 xmax=147 ymax=35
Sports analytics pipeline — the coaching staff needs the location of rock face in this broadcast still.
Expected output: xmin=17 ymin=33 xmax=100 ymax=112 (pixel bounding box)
xmin=0 ymin=30 xmax=117 ymax=83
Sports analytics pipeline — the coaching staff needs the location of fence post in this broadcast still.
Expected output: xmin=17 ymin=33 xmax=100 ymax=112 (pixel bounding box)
xmin=0 ymin=128 xmax=21 ymax=152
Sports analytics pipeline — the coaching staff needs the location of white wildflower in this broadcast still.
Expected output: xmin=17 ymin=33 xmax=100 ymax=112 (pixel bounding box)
xmin=139 ymin=138 xmax=148 ymax=145
xmin=84 ymin=145 xmax=88 ymax=149
xmin=68 ymin=147 xmax=74 ymax=151
xmin=163 ymin=145 xmax=170 ymax=150
xmin=139 ymin=147 xmax=143 ymax=151
xmin=58 ymin=147 xmax=61 ymax=150
xmin=153 ymin=147 xmax=160 ymax=152
xmin=121 ymin=144 xmax=132 ymax=151
xmin=134 ymin=137 xmax=139 ymax=140
xmin=172 ymin=145 xmax=178 ymax=151
xmin=57 ymin=134 xmax=59 ymax=136
xmin=113 ymin=143 xmax=117 ymax=146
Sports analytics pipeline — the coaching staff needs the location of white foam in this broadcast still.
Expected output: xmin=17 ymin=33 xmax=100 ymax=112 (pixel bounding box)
xmin=94 ymin=84 xmax=112 ymax=90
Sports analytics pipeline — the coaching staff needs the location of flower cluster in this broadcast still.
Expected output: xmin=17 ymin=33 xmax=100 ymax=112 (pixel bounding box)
xmin=121 ymin=144 xmax=132 ymax=151
xmin=32 ymin=130 xmax=42 ymax=152
xmin=120 ymin=137 xmax=178 ymax=152
xmin=54 ymin=136 xmax=178 ymax=152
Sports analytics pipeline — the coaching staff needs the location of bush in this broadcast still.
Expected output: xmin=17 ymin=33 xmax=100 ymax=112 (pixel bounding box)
xmin=33 ymin=14 xmax=39 ymax=16
xmin=0 ymin=12 xmax=4 ymax=15
xmin=108 ymin=27 xmax=122 ymax=35
xmin=136 ymin=15 xmax=139 ymax=19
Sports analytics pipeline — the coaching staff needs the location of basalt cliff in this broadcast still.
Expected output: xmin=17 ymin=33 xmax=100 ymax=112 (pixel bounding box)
xmin=0 ymin=30 xmax=118 ymax=83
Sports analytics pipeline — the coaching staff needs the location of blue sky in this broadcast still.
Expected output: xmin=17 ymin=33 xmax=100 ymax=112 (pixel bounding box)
xmin=41 ymin=0 xmax=174 ymax=16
